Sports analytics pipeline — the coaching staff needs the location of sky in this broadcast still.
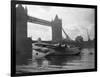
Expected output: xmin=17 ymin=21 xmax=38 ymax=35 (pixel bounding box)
xmin=22 ymin=4 xmax=95 ymax=41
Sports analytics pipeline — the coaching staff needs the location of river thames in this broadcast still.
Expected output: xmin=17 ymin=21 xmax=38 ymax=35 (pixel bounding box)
xmin=16 ymin=48 xmax=95 ymax=73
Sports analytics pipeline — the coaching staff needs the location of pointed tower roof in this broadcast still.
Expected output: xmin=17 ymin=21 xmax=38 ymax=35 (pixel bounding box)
xmin=55 ymin=14 xmax=59 ymax=20
xmin=17 ymin=4 xmax=24 ymax=12
xmin=17 ymin=4 xmax=23 ymax=8
xmin=55 ymin=14 xmax=58 ymax=18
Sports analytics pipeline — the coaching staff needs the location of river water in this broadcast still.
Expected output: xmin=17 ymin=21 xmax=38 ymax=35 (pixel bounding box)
xmin=16 ymin=48 xmax=95 ymax=73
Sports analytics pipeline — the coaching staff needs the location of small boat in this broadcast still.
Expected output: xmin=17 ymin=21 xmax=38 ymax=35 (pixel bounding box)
xmin=51 ymin=46 xmax=81 ymax=56
xmin=32 ymin=42 xmax=81 ymax=60
xmin=32 ymin=42 xmax=55 ymax=59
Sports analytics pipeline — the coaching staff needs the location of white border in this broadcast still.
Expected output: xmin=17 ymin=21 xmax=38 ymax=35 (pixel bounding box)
xmin=0 ymin=0 xmax=99 ymax=77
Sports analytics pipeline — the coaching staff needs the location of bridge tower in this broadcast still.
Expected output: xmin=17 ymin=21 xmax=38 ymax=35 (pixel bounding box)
xmin=51 ymin=15 xmax=62 ymax=43
xmin=16 ymin=4 xmax=32 ymax=65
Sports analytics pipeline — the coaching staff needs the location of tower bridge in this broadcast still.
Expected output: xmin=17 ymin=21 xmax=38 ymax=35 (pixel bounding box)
xmin=28 ymin=15 xmax=62 ymax=42
xmin=27 ymin=14 xmax=62 ymax=42
xmin=16 ymin=4 xmax=62 ymax=65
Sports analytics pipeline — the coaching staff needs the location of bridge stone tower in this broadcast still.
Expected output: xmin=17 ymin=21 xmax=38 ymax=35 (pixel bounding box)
xmin=51 ymin=15 xmax=62 ymax=43
xmin=16 ymin=4 xmax=32 ymax=65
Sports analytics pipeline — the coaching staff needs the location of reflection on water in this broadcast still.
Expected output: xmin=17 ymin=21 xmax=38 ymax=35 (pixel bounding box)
xmin=36 ymin=48 xmax=95 ymax=69
xmin=46 ymin=55 xmax=81 ymax=66
xmin=16 ymin=48 xmax=95 ymax=73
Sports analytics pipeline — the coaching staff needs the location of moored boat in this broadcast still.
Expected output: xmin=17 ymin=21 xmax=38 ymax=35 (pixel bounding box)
xmin=32 ymin=42 xmax=55 ymax=59
xmin=51 ymin=46 xmax=81 ymax=56
xmin=32 ymin=42 xmax=81 ymax=60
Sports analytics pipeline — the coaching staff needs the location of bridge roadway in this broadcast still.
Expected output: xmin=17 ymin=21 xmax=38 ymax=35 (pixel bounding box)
xmin=28 ymin=16 xmax=51 ymax=26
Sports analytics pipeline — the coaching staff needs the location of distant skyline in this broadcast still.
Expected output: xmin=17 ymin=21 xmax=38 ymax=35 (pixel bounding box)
xmin=22 ymin=4 xmax=95 ymax=41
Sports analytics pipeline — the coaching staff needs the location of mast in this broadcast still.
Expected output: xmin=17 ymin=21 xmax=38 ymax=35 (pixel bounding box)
xmin=62 ymin=27 xmax=72 ymax=41
xmin=87 ymin=29 xmax=91 ymax=41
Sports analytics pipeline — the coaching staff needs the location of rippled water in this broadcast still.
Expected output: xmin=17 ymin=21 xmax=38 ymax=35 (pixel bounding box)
xmin=16 ymin=48 xmax=95 ymax=73
xmin=38 ymin=48 xmax=94 ymax=69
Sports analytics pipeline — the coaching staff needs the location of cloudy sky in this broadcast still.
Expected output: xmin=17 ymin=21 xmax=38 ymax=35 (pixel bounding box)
xmin=23 ymin=4 xmax=95 ymax=41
